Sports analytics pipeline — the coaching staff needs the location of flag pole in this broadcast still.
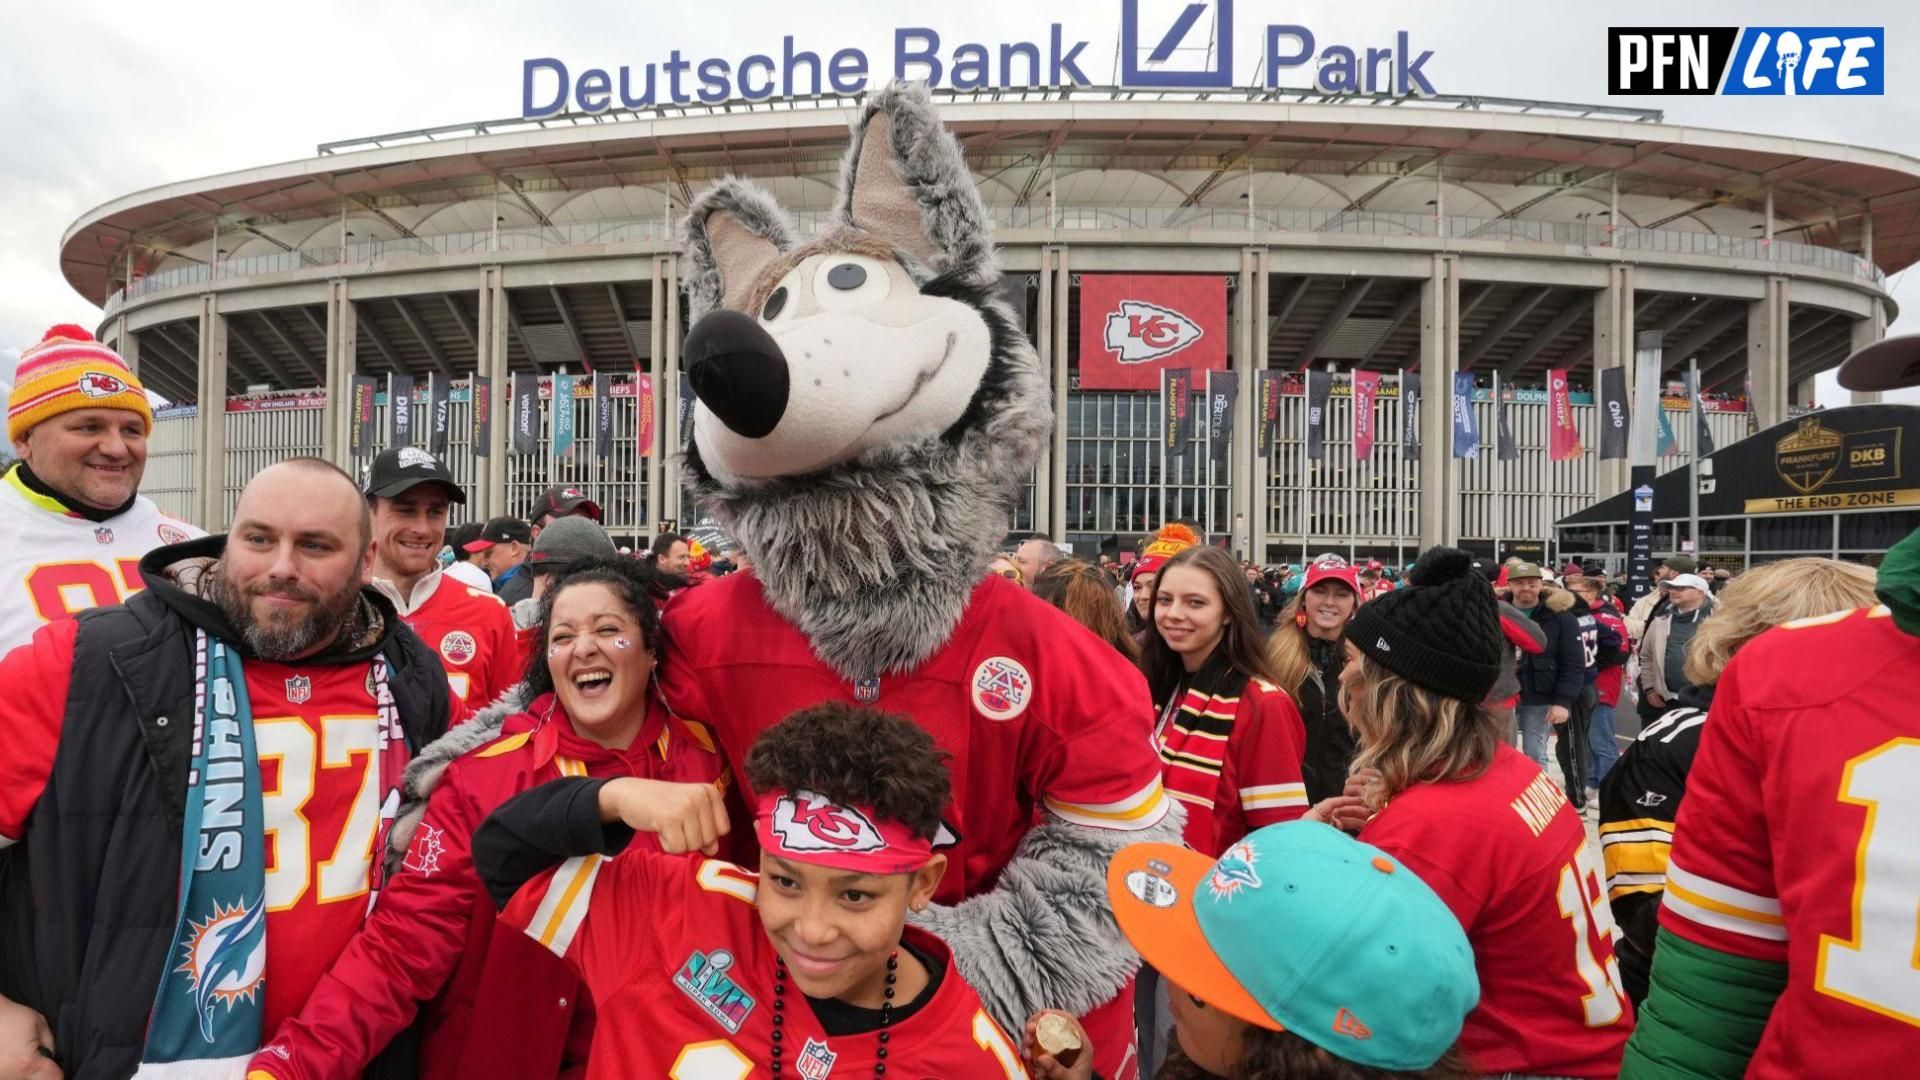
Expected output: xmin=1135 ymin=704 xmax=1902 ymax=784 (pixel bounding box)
xmin=1688 ymin=357 xmax=1701 ymax=560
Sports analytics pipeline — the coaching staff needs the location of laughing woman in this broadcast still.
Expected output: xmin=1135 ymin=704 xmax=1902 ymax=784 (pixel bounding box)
xmin=246 ymin=559 xmax=729 ymax=1080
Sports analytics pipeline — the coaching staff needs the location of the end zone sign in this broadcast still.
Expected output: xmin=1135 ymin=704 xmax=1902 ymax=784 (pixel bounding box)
xmin=1078 ymin=274 xmax=1226 ymax=390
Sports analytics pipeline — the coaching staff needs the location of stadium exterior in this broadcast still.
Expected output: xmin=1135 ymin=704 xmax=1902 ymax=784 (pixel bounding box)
xmin=60 ymin=87 xmax=1920 ymax=564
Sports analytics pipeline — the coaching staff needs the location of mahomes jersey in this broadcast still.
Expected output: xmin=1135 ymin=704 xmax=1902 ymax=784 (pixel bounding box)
xmin=506 ymin=853 xmax=1031 ymax=1079
xmin=392 ymin=572 xmax=520 ymax=715
xmin=1361 ymin=745 xmax=1633 ymax=1077
xmin=0 ymin=466 xmax=201 ymax=653
xmin=1658 ymin=605 xmax=1920 ymax=1076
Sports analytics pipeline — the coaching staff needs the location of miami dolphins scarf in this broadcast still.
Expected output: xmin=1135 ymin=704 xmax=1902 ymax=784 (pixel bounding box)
xmin=138 ymin=630 xmax=408 ymax=1078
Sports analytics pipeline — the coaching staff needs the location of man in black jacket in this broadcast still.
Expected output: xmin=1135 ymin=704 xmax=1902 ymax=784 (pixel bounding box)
xmin=0 ymin=458 xmax=450 ymax=1080
xmin=1508 ymin=563 xmax=1586 ymax=797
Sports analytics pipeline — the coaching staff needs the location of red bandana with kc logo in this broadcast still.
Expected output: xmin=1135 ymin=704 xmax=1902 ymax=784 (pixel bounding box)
xmin=754 ymin=790 xmax=934 ymax=875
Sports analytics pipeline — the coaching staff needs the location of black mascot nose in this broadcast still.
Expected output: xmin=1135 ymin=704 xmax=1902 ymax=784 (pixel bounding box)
xmin=682 ymin=309 xmax=790 ymax=440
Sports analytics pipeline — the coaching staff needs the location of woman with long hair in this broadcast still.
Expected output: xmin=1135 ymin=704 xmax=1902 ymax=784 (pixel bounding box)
xmin=1141 ymin=544 xmax=1309 ymax=856
xmin=1034 ymin=558 xmax=1139 ymax=661
xmin=1308 ymin=546 xmax=1633 ymax=1079
xmin=245 ymin=559 xmax=728 ymax=1080
xmin=1266 ymin=554 xmax=1362 ymax=804
xmin=1598 ymin=557 xmax=1876 ymax=1006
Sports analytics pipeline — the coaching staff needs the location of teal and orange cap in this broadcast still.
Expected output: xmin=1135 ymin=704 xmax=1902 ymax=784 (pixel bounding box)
xmin=1108 ymin=820 xmax=1478 ymax=1071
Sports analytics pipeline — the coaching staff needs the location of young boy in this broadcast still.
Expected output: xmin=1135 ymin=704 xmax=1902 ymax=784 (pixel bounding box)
xmin=473 ymin=702 xmax=1032 ymax=1078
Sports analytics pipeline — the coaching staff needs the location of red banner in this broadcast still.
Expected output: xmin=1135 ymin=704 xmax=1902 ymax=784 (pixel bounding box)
xmin=1352 ymin=371 xmax=1380 ymax=459
xmin=1548 ymin=367 xmax=1583 ymax=461
xmin=636 ymin=373 xmax=656 ymax=457
xmin=1078 ymin=274 xmax=1227 ymax=390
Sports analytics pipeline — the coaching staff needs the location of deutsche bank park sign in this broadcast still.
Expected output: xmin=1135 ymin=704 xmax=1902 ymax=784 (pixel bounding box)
xmin=522 ymin=1 xmax=1439 ymax=117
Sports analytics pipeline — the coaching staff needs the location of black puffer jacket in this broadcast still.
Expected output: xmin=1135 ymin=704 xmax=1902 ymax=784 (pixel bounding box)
xmin=0 ymin=536 xmax=450 ymax=1080
xmin=1297 ymin=636 xmax=1357 ymax=804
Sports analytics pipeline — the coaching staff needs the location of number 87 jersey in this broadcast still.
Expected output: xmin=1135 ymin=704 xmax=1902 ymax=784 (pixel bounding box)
xmin=1657 ymin=605 xmax=1920 ymax=1074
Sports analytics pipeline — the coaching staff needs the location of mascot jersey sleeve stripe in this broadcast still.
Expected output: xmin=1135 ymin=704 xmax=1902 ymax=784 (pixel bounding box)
xmin=0 ymin=469 xmax=203 ymax=654
xmin=1650 ymin=606 xmax=1920 ymax=1076
xmin=498 ymin=844 xmax=1029 ymax=1077
xmin=1361 ymin=744 xmax=1633 ymax=1078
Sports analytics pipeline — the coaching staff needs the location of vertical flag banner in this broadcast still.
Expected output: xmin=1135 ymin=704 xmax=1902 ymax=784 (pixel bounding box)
xmin=1743 ymin=375 xmax=1759 ymax=437
xmin=471 ymin=375 xmax=491 ymax=457
xmin=388 ymin=374 xmax=415 ymax=449
xmin=635 ymin=373 xmax=656 ymax=458
xmin=1079 ymin=274 xmax=1228 ymax=390
xmin=1547 ymin=367 xmax=1582 ymax=461
xmin=551 ymin=373 xmax=577 ymax=457
xmin=1495 ymin=375 xmax=1520 ymax=462
xmin=1656 ymin=405 xmax=1679 ymax=457
xmin=1255 ymin=370 xmax=1282 ymax=459
xmin=510 ymin=373 xmax=539 ymax=455
xmin=1692 ymin=372 xmax=1716 ymax=457
xmin=1206 ymin=370 xmax=1238 ymax=466
xmin=427 ymin=373 xmax=451 ymax=455
xmin=593 ymin=372 xmax=614 ymax=460
xmin=1162 ymin=368 xmax=1193 ymax=455
xmin=349 ymin=376 xmax=377 ymax=456
xmin=1402 ymin=372 xmax=1421 ymax=462
xmin=1450 ymin=372 xmax=1480 ymax=459
xmin=1598 ymin=366 xmax=1630 ymax=460
xmin=1305 ymin=369 xmax=1331 ymax=460
xmin=1352 ymin=371 xmax=1380 ymax=460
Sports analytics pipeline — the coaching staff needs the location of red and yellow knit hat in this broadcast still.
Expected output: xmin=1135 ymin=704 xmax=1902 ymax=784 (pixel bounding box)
xmin=1133 ymin=523 xmax=1201 ymax=581
xmin=8 ymin=325 xmax=152 ymax=443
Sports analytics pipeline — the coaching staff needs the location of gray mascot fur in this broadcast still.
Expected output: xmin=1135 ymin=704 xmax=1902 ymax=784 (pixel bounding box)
xmin=656 ymin=81 xmax=1184 ymax=1080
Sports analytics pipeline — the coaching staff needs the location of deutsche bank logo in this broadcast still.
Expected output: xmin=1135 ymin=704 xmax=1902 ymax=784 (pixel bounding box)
xmin=1123 ymin=0 xmax=1233 ymax=87
xmin=1609 ymin=26 xmax=1882 ymax=95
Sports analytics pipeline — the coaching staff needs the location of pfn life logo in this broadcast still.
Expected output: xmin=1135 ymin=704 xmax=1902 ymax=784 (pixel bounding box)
xmin=1610 ymin=26 xmax=1883 ymax=95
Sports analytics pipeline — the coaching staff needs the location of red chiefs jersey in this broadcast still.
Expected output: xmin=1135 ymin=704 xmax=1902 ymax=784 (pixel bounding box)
xmin=506 ymin=851 xmax=1031 ymax=1079
xmin=1657 ymin=605 xmax=1920 ymax=1077
xmin=1361 ymin=744 xmax=1633 ymax=1077
xmin=0 ymin=619 xmax=389 ymax=1038
xmin=1154 ymin=668 xmax=1308 ymax=856
xmin=252 ymin=695 xmax=728 ymax=1080
xmin=389 ymin=572 xmax=520 ymax=716
xmin=1592 ymin=605 xmax=1630 ymax=707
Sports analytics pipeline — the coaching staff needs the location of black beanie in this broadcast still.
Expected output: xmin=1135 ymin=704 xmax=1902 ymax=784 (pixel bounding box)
xmin=1347 ymin=546 xmax=1504 ymax=703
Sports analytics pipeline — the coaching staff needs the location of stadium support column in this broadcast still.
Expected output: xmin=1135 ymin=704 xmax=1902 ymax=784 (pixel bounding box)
xmin=1746 ymin=276 xmax=1789 ymax=428
xmin=1592 ymin=265 xmax=1634 ymax=499
xmin=473 ymin=267 xmax=509 ymax=520
xmin=1049 ymin=248 xmax=1070 ymax=545
xmin=194 ymin=296 xmax=230 ymax=530
xmin=323 ymin=280 xmax=357 ymax=469
xmin=646 ymin=257 xmax=667 ymax=530
xmin=1417 ymin=254 xmax=1461 ymax=549
xmin=1235 ymin=248 xmax=1265 ymax=561
xmin=113 ymin=316 xmax=138 ymax=376
xmin=661 ymin=255 xmax=684 ymax=525
xmin=1033 ymin=248 xmax=1054 ymax=540
xmin=1848 ymin=298 xmax=1887 ymax=405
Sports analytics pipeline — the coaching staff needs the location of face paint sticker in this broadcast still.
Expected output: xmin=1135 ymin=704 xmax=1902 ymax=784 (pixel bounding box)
xmin=613 ymin=637 xmax=633 ymax=650
xmin=547 ymin=645 xmax=563 ymax=659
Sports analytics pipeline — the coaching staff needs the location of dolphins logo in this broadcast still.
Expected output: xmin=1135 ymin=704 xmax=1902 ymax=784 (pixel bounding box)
xmin=175 ymin=896 xmax=267 ymax=1042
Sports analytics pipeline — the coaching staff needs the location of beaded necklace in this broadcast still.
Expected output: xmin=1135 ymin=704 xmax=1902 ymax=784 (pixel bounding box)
xmin=770 ymin=951 xmax=898 ymax=1078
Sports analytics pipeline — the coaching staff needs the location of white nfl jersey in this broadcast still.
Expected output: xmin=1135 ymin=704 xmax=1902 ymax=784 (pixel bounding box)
xmin=0 ymin=470 xmax=204 ymax=654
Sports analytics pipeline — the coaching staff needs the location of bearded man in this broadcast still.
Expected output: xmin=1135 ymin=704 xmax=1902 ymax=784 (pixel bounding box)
xmin=0 ymin=458 xmax=451 ymax=1079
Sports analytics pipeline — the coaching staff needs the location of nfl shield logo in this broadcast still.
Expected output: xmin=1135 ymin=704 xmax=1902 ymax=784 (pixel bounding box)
xmin=285 ymin=675 xmax=312 ymax=705
xmin=94 ymin=527 xmax=114 ymax=544
xmin=797 ymin=1037 xmax=837 ymax=1080
xmin=853 ymin=676 xmax=880 ymax=704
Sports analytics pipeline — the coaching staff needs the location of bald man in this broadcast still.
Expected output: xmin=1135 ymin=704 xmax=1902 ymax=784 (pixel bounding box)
xmin=0 ymin=458 xmax=452 ymax=1078
xmin=1012 ymin=538 xmax=1062 ymax=589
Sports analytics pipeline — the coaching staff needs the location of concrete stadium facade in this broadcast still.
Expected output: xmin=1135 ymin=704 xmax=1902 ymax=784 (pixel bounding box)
xmin=61 ymin=87 xmax=1919 ymax=561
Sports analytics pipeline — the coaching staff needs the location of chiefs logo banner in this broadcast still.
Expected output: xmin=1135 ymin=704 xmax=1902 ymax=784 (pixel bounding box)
xmin=1079 ymin=274 xmax=1227 ymax=390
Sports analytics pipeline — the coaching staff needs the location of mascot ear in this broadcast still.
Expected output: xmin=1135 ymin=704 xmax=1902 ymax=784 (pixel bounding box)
xmin=837 ymin=81 xmax=996 ymax=284
xmin=682 ymin=178 xmax=795 ymax=320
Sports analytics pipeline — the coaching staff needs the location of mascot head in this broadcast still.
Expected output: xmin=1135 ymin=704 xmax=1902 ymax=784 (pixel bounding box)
xmin=679 ymin=81 xmax=1049 ymax=679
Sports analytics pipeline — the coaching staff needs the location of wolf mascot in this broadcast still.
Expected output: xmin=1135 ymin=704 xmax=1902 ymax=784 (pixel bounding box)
xmin=660 ymin=82 xmax=1180 ymax=1079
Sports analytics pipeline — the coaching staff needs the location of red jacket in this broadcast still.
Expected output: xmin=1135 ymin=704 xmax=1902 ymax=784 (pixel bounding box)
xmin=249 ymin=692 xmax=728 ymax=1080
xmin=1154 ymin=656 xmax=1309 ymax=856
xmin=1592 ymin=605 xmax=1631 ymax=707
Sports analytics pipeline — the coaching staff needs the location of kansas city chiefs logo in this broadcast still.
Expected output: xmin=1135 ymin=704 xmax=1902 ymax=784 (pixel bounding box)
xmin=771 ymin=791 xmax=888 ymax=855
xmin=1103 ymin=300 xmax=1204 ymax=363
xmin=78 ymin=371 xmax=130 ymax=398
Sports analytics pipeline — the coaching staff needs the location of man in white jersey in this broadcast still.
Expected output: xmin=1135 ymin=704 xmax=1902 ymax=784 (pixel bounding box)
xmin=0 ymin=325 xmax=202 ymax=653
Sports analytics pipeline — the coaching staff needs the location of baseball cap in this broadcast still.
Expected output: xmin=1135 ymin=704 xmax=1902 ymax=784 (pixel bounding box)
xmin=462 ymin=516 xmax=532 ymax=553
xmin=1507 ymin=561 xmax=1543 ymax=581
xmin=364 ymin=447 xmax=465 ymax=503
xmin=1301 ymin=553 xmax=1360 ymax=594
xmin=527 ymin=485 xmax=602 ymax=523
xmin=1109 ymin=821 xmax=1478 ymax=1071
xmin=1837 ymin=333 xmax=1920 ymax=392
xmin=527 ymin=515 xmax=617 ymax=574
xmin=1668 ymin=573 xmax=1710 ymax=592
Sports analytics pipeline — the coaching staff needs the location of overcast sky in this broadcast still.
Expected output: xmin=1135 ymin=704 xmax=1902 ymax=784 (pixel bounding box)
xmin=3 ymin=0 xmax=1916 ymax=403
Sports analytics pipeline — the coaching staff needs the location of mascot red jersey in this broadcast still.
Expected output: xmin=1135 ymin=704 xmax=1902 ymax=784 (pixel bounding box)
xmin=660 ymin=82 xmax=1181 ymax=1080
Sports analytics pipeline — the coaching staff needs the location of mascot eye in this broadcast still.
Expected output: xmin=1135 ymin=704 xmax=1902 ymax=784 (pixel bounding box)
xmin=762 ymin=287 xmax=788 ymax=321
xmin=760 ymin=267 xmax=804 ymax=324
xmin=813 ymin=254 xmax=891 ymax=311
